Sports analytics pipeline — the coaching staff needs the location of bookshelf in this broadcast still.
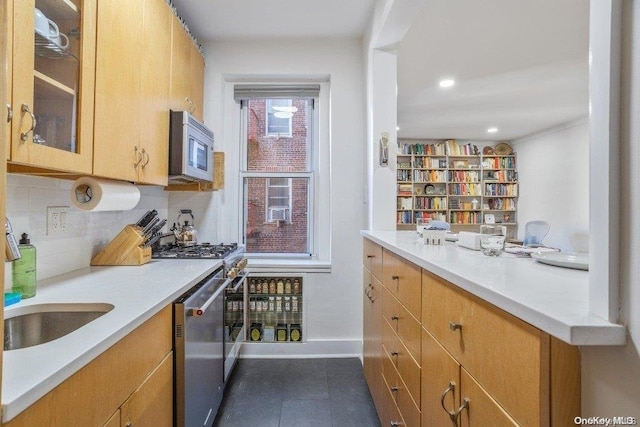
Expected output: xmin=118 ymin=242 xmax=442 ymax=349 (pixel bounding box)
xmin=397 ymin=139 xmax=518 ymax=233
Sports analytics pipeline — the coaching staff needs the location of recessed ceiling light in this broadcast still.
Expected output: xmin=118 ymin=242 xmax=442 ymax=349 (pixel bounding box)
xmin=439 ymin=79 xmax=455 ymax=88
xmin=396 ymin=126 xmax=400 ymax=131
xmin=487 ymin=127 xmax=498 ymax=133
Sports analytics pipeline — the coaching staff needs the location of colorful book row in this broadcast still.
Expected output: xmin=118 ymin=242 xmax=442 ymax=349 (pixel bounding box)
xmin=414 ymin=170 xmax=447 ymax=182
xmin=448 ymin=170 xmax=480 ymax=183
xmin=448 ymin=183 xmax=482 ymax=196
xmin=484 ymin=156 xmax=516 ymax=169
xmin=484 ymin=183 xmax=518 ymax=197
xmin=415 ymin=196 xmax=447 ymax=210
xmin=449 ymin=211 xmax=481 ymax=224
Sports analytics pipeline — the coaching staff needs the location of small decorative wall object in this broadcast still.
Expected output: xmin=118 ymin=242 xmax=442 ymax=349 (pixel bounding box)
xmin=379 ymin=132 xmax=389 ymax=166
xmin=485 ymin=214 xmax=496 ymax=224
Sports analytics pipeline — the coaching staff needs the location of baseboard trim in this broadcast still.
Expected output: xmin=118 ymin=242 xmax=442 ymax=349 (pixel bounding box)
xmin=239 ymin=339 xmax=362 ymax=359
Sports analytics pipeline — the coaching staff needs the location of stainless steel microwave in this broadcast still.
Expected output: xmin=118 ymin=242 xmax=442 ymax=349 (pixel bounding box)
xmin=169 ymin=111 xmax=214 ymax=184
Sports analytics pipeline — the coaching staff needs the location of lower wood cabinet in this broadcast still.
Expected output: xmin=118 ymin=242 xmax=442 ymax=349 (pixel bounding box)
xmin=362 ymin=238 xmax=581 ymax=427
xmin=363 ymin=265 xmax=384 ymax=422
xmin=5 ymin=306 xmax=173 ymax=427
xmin=422 ymin=328 xmax=518 ymax=426
xmin=120 ymin=352 xmax=173 ymax=427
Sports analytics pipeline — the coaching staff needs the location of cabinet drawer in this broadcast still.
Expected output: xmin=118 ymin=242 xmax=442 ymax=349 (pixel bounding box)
xmin=382 ymin=319 xmax=421 ymax=407
xmin=382 ymin=285 xmax=421 ymax=362
xmin=422 ymin=271 xmax=549 ymax=426
xmin=381 ymin=369 xmax=405 ymax=427
xmin=363 ymin=238 xmax=383 ymax=279
xmin=459 ymin=368 xmax=519 ymax=427
xmin=382 ymin=249 xmax=421 ymax=319
xmin=381 ymin=351 xmax=420 ymax=427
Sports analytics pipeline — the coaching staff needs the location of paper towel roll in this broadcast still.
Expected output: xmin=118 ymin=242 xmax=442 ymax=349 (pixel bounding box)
xmin=70 ymin=177 xmax=141 ymax=211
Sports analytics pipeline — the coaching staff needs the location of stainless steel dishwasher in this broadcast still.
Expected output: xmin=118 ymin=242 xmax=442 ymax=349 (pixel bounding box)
xmin=174 ymin=267 xmax=228 ymax=427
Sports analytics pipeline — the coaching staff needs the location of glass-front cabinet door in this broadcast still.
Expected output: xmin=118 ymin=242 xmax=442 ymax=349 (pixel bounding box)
xmin=10 ymin=0 xmax=95 ymax=174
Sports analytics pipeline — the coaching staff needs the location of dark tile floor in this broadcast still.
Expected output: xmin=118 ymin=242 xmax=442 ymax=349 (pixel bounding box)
xmin=213 ymin=358 xmax=381 ymax=427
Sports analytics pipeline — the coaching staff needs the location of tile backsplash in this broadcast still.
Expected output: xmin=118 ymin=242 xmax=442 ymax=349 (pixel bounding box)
xmin=5 ymin=174 xmax=169 ymax=288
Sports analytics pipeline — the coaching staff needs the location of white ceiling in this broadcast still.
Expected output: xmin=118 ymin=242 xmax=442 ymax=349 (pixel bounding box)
xmin=170 ymin=0 xmax=589 ymax=142
xmin=397 ymin=0 xmax=590 ymax=141
xmin=169 ymin=0 xmax=377 ymax=41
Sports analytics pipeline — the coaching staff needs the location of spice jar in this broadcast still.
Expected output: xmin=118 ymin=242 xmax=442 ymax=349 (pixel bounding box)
xmin=269 ymin=280 xmax=276 ymax=294
xmin=285 ymin=279 xmax=292 ymax=294
xmin=277 ymin=279 xmax=284 ymax=294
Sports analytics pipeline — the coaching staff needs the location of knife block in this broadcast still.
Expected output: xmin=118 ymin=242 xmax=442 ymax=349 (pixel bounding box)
xmin=91 ymin=225 xmax=152 ymax=266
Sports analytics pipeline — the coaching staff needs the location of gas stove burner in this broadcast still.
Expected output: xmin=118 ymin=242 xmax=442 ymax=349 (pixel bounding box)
xmin=152 ymin=242 xmax=242 ymax=260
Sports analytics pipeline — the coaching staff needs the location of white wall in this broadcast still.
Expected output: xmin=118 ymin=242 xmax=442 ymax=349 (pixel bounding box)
xmin=511 ymin=121 xmax=589 ymax=252
xmin=187 ymin=38 xmax=366 ymax=356
xmin=580 ymin=0 xmax=640 ymax=415
xmin=4 ymin=174 xmax=169 ymax=287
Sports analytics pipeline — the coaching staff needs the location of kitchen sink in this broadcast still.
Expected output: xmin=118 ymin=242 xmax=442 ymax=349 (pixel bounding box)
xmin=4 ymin=303 xmax=114 ymax=351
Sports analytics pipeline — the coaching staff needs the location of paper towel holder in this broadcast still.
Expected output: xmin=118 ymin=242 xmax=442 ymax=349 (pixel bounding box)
xmin=74 ymin=184 xmax=93 ymax=204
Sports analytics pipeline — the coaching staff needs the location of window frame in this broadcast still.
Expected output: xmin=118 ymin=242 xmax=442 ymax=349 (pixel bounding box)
xmin=239 ymin=96 xmax=318 ymax=258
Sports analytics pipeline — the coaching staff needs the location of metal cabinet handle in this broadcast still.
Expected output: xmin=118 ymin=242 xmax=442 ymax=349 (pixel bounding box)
xmin=133 ymin=146 xmax=143 ymax=167
xmin=365 ymin=283 xmax=372 ymax=300
xmin=440 ymin=381 xmax=458 ymax=425
xmin=390 ymin=422 xmax=402 ymax=427
xmin=449 ymin=322 xmax=462 ymax=332
xmin=391 ymin=315 xmax=399 ymax=321
xmin=453 ymin=398 xmax=470 ymax=424
xmin=390 ymin=385 xmax=399 ymax=392
xmin=392 ymin=275 xmax=399 ymax=280
xmin=390 ymin=351 xmax=398 ymax=357
xmin=186 ymin=97 xmax=195 ymax=114
xmin=125 ymin=422 xmax=132 ymax=427
xmin=141 ymin=147 xmax=150 ymax=168
xmin=367 ymin=254 xmax=374 ymax=259
xmin=20 ymin=104 xmax=36 ymax=141
xmin=6 ymin=104 xmax=12 ymax=123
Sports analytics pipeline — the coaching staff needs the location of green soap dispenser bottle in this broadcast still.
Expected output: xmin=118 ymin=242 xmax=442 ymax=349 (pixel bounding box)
xmin=12 ymin=233 xmax=36 ymax=298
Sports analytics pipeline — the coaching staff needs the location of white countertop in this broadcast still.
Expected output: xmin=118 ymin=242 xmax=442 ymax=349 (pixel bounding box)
xmin=362 ymin=230 xmax=626 ymax=346
xmin=2 ymin=259 xmax=222 ymax=423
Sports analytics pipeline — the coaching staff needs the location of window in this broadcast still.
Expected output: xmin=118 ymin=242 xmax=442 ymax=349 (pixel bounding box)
xmin=266 ymin=99 xmax=293 ymax=137
xmin=236 ymin=85 xmax=319 ymax=256
xmin=266 ymin=178 xmax=292 ymax=223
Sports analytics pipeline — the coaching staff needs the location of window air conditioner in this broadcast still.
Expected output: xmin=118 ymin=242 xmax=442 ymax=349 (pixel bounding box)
xmin=268 ymin=207 xmax=288 ymax=222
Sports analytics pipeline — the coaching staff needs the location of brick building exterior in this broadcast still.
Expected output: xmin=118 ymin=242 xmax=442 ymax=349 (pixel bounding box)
xmin=245 ymin=99 xmax=310 ymax=253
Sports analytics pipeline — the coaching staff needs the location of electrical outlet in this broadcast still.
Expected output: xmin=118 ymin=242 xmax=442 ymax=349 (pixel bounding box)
xmin=47 ymin=206 xmax=70 ymax=235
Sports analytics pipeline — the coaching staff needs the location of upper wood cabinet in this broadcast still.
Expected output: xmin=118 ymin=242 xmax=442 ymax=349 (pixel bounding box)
xmin=170 ymin=16 xmax=204 ymax=121
xmin=8 ymin=0 xmax=96 ymax=174
xmin=93 ymin=0 xmax=170 ymax=185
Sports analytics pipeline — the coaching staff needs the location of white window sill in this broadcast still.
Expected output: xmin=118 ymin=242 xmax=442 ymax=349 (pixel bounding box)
xmin=247 ymin=259 xmax=332 ymax=274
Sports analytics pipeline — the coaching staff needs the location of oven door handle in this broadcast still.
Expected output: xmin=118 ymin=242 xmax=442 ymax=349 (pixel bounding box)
xmin=189 ymin=279 xmax=231 ymax=317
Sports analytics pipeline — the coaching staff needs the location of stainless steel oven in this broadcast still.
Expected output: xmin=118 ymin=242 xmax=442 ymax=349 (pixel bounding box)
xmin=173 ymin=267 xmax=228 ymax=427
